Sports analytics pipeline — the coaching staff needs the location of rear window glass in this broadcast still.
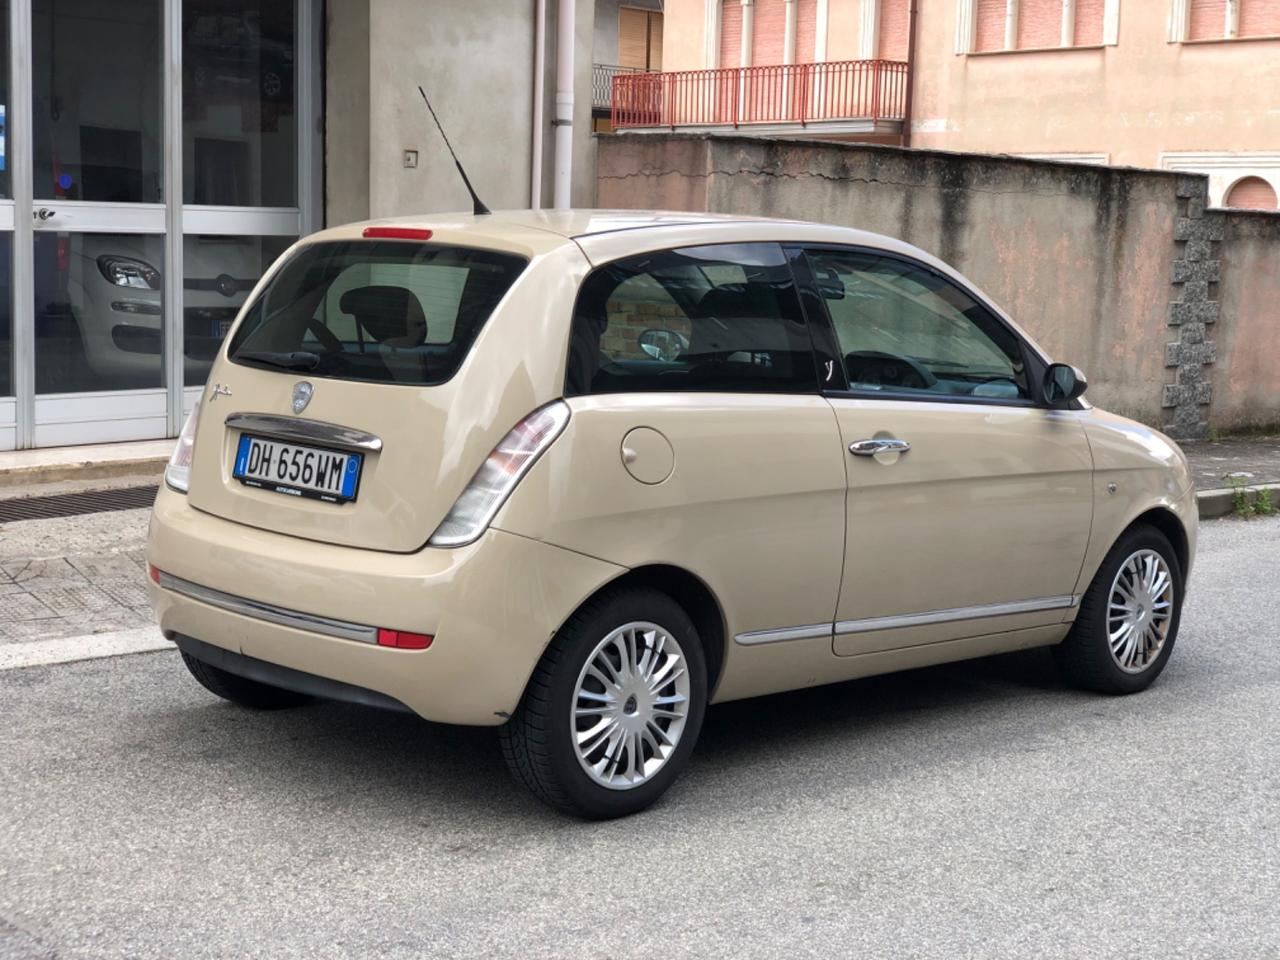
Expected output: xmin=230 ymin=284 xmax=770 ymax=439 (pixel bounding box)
xmin=227 ymin=240 xmax=526 ymax=385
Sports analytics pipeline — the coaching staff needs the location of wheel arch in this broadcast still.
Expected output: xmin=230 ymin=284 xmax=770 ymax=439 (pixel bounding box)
xmin=577 ymin=564 xmax=728 ymax=698
xmin=1126 ymin=506 xmax=1191 ymax=577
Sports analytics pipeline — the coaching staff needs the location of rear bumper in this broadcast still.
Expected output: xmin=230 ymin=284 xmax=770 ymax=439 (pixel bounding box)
xmin=147 ymin=485 xmax=625 ymax=725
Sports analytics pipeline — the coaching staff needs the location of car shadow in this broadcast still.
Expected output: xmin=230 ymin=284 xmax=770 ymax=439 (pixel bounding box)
xmin=161 ymin=644 xmax=1079 ymax=823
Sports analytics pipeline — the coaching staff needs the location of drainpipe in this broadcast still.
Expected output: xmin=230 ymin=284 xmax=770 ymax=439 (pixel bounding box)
xmin=901 ymin=0 xmax=919 ymax=147
xmin=553 ymin=0 xmax=575 ymax=209
xmin=531 ymin=0 xmax=546 ymax=208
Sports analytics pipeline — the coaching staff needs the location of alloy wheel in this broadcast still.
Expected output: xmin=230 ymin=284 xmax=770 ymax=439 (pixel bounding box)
xmin=570 ymin=621 xmax=690 ymax=790
xmin=1107 ymin=548 xmax=1175 ymax=674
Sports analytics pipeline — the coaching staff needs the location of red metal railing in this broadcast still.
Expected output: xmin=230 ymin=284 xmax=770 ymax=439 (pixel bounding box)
xmin=611 ymin=60 xmax=909 ymax=130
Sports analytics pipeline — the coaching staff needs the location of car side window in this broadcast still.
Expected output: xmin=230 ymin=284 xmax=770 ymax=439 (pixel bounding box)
xmin=566 ymin=243 xmax=819 ymax=396
xmin=806 ymin=249 xmax=1031 ymax=402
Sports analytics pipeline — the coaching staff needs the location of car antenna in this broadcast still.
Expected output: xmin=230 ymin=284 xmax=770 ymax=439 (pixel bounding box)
xmin=417 ymin=85 xmax=491 ymax=216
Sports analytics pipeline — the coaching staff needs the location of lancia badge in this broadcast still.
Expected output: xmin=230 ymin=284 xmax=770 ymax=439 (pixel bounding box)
xmin=291 ymin=381 xmax=313 ymax=415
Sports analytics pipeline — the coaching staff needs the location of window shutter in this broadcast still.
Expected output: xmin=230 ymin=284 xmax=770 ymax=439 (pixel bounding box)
xmin=1225 ymin=177 xmax=1279 ymax=210
xmin=796 ymin=0 xmax=817 ymax=62
xmin=648 ymin=12 xmax=664 ymax=70
xmin=752 ymin=0 xmax=787 ymax=65
xmin=975 ymin=0 xmax=1008 ymax=50
xmin=721 ymin=0 xmax=743 ymax=67
xmin=879 ymin=0 xmax=910 ymax=59
xmin=1017 ymin=0 xmax=1061 ymax=47
xmin=618 ymin=7 xmax=651 ymax=68
xmin=1074 ymin=0 xmax=1106 ymax=43
xmin=1188 ymin=0 xmax=1226 ymax=38
xmin=1241 ymin=0 xmax=1280 ymax=36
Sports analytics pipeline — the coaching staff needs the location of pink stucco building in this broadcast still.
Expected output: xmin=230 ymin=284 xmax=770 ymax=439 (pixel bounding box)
xmin=610 ymin=0 xmax=1280 ymax=208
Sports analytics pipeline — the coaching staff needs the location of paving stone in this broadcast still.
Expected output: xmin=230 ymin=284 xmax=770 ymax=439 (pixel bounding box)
xmin=0 ymin=586 xmax=58 ymax=623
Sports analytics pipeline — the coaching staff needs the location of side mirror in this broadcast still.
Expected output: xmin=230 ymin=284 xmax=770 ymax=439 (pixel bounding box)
xmin=1043 ymin=363 xmax=1088 ymax=407
xmin=638 ymin=328 xmax=689 ymax=362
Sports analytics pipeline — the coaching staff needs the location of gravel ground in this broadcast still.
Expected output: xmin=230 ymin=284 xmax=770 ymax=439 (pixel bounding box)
xmin=0 ymin=516 xmax=1277 ymax=959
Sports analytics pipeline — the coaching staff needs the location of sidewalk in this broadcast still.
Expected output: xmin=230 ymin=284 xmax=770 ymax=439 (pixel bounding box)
xmin=1180 ymin=435 xmax=1280 ymax=518
xmin=0 ymin=439 xmax=171 ymax=488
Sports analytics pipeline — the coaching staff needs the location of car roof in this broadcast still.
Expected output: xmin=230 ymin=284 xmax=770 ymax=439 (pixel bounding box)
xmin=306 ymin=208 xmax=925 ymax=265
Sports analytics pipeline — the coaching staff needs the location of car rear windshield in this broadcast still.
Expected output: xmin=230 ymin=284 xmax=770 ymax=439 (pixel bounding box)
xmin=226 ymin=240 xmax=527 ymax=386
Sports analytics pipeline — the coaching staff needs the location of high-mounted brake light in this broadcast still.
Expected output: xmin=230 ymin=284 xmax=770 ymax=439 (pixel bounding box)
xmin=429 ymin=401 xmax=571 ymax=547
xmin=362 ymin=227 xmax=433 ymax=241
xmin=377 ymin=629 xmax=434 ymax=650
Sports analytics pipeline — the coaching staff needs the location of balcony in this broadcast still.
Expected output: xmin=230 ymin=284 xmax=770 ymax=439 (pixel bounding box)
xmin=593 ymin=63 xmax=644 ymax=111
xmin=611 ymin=60 xmax=908 ymax=137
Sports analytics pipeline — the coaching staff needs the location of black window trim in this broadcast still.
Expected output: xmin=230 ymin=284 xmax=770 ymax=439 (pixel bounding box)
xmin=785 ymin=242 xmax=1059 ymax=411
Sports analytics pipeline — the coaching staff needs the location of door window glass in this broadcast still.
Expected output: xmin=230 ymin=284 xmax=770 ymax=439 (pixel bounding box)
xmin=33 ymin=0 xmax=163 ymax=202
xmin=567 ymin=243 xmax=818 ymax=396
xmin=183 ymin=0 xmax=296 ymax=207
xmin=807 ymin=250 xmax=1030 ymax=401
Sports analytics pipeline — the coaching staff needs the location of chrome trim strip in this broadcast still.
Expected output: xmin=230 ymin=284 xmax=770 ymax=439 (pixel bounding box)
xmin=834 ymin=595 xmax=1079 ymax=636
xmin=157 ymin=572 xmax=379 ymax=645
xmin=224 ymin=413 xmax=383 ymax=453
xmin=734 ymin=623 xmax=833 ymax=646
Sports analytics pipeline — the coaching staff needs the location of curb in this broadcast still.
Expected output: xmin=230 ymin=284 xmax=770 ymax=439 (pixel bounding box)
xmin=0 ymin=456 xmax=168 ymax=490
xmin=1197 ymin=483 xmax=1280 ymax=520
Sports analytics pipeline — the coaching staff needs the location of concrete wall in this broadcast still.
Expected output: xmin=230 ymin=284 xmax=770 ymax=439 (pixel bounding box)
xmin=325 ymin=0 xmax=370 ymax=225
xmin=324 ymin=0 xmax=597 ymax=224
xmin=595 ymin=133 xmax=1278 ymax=435
xmin=1214 ymin=211 xmax=1280 ymax=431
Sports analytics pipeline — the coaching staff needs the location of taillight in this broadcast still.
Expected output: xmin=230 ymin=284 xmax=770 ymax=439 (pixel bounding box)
xmin=428 ymin=401 xmax=570 ymax=547
xmin=165 ymin=401 xmax=201 ymax=493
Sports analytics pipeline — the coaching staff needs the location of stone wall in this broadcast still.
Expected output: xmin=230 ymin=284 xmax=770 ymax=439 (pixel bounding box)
xmin=596 ymin=134 xmax=1277 ymax=436
xmin=1213 ymin=211 xmax=1280 ymax=432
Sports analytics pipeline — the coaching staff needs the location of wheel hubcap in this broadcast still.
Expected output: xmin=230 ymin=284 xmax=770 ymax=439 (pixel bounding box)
xmin=570 ymin=621 xmax=690 ymax=791
xmin=1107 ymin=549 xmax=1175 ymax=674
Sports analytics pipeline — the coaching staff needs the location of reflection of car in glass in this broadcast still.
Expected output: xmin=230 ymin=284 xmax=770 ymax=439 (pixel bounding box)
xmin=148 ymin=211 xmax=1198 ymax=820
xmin=184 ymin=13 xmax=293 ymax=103
xmin=69 ymin=235 xmax=260 ymax=384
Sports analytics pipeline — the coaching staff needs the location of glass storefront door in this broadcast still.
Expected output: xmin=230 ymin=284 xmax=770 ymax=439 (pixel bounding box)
xmin=2 ymin=0 xmax=318 ymax=449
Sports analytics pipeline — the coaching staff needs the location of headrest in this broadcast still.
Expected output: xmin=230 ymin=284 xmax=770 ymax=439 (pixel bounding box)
xmin=339 ymin=285 xmax=427 ymax=347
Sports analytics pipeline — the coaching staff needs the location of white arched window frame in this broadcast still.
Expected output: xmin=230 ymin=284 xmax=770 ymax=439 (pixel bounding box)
xmin=955 ymin=0 xmax=1121 ymax=53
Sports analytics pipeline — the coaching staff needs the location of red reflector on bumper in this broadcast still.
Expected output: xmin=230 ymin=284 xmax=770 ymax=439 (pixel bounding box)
xmin=148 ymin=564 xmax=161 ymax=584
xmin=377 ymin=628 xmax=434 ymax=650
xmin=362 ymin=226 xmax=433 ymax=241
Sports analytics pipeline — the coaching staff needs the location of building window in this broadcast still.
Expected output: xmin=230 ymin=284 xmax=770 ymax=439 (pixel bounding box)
xmin=959 ymin=0 xmax=1118 ymax=52
xmin=719 ymin=0 xmax=819 ymax=68
xmin=1224 ymin=177 xmax=1279 ymax=210
xmin=619 ymin=6 xmax=663 ymax=71
xmin=878 ymin=0 xmax=910 ymax=59
xmin=1175 ymin=0 xmax=1280 ymax=40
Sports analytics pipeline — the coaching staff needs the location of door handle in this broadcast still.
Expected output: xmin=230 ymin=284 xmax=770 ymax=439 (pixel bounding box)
xmin=849 ymin=438 xmax=911 ymax=457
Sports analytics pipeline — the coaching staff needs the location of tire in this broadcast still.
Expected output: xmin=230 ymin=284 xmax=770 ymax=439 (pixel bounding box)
xmin=1054 ymin=524 xmax=1184 ymax=695
xmin=180 ymin=651 xmax=312 ymax=710
xmin=499 ymin=586 xmax=708 ymax=819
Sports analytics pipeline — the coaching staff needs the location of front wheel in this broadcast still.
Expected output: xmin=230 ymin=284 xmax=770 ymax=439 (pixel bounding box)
xmin=1055 ymin=524 xmax=1184 ymax=695
xmin=499 ymin=587 xmax=707 ymax=819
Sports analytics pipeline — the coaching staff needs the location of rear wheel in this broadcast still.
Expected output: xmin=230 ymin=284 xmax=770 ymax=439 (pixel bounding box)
xmin=180 ymin=652 xmax=312 ymax=710
xmin=1055 ymin=524 xmax=1183 ymax=694
xmin=500 ymin=586 xmax=707 ymax=819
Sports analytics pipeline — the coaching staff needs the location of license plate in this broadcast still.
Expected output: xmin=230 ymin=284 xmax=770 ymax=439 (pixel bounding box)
xmin=232 ymin=434 xmax=362 ymax=503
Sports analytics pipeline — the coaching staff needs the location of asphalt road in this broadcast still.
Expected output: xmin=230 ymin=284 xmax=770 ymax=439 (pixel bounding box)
xmin=2 ymin=516 xmax=1278 ymax=959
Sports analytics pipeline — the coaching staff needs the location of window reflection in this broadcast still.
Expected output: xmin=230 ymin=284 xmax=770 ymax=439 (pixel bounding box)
xmin=33 ymin=0 xmax=162 ymax=202
xmin=184 ymin=234 xmax=293 ymax=385
xmin=35 ymin=233 xmax=165 ymax=393
xmin=183 ymin=1 xmax=297 ymax=207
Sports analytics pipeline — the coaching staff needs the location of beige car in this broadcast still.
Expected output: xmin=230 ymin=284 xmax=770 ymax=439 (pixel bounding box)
xmin=148 ymin=210 xmax=1197 ymax=819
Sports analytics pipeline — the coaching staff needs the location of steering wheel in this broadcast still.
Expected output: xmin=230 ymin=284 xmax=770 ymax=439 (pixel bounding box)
xmin=844 ymin=350 xmax=938 ymax=390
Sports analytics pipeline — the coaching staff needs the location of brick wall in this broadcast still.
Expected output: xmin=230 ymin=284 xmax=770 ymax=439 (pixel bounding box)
xmin=1189 ymin=0 xmax=1227 ymax=39
xmin=1074 ymin=0 xmax=1106 ymax=44
xmin=720 ymin=0 xmax=742 ymax=67
xmin=1240 ymin=0 xmax=1280 ymax=36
